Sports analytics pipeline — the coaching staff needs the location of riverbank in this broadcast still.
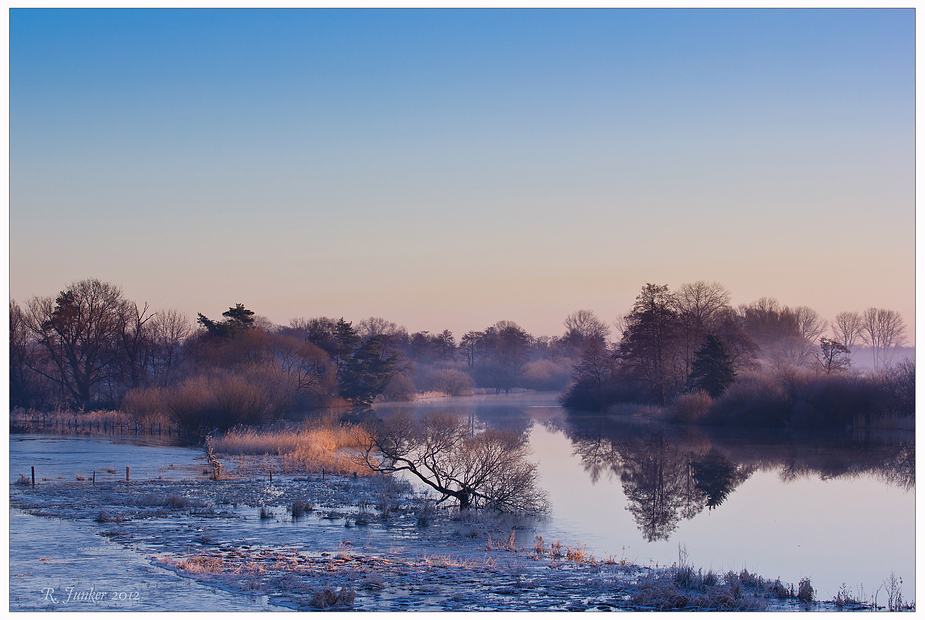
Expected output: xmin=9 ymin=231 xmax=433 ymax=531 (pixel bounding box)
xmin=10 ymin=455 xmax=900 ymax=611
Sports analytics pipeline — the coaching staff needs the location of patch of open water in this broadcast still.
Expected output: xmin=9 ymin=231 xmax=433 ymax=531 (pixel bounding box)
xmin=8 ymin=393 xmax=916 ymax=609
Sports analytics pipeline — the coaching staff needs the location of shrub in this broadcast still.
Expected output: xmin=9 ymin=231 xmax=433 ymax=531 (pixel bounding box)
xmin=289 ymin=499 xmax=314 ymax=519
xmin=310 ymin=587 xmax=355 ymax=609
xmin=415 ymin=367 xmax=475 ymax=397
xmin=668 ymin=391 xmax=713 ymax=423
xmin=379 ymin=371 xmax=417 ymax=402
xmin=797 ymin=577 xmax=814 ymax=603
xmin=121 ymin=387 xmax=170 ymax=424
xmin=520 ymin=359 xmax=573 ymax=392
xmin=878 ymin=359 xmax=915 ymax=418
xmin=164 ymin=370 xmax=286 ymax=431
xmin=705 ymin=372 xmax=791 ymax=428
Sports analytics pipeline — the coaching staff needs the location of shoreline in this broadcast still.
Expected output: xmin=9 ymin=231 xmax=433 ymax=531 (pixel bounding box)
xmin=9 ymin=461 xmax=891 ymax=612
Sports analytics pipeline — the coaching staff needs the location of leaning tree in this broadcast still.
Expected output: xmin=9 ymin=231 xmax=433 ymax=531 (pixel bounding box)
xmin=360 ymin=410 xmax=548 ymax=513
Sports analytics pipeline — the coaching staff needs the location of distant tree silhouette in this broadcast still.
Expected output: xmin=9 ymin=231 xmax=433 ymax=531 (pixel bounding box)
xmin=817 ymin=337 xmax=851 ymax=375
xmin=197 ymin=303 xmax=256 ymax=339
xmin=860 ymin=308 xmax=907 ymax=371
xmin=24 ymin=279 xmax=132 ymax=406
xmin=562 ymin=309 xmax=609 ymax=353
xmin=338 ymin=335 xmax=400 ymax=405
xmin=687 ymin=333 xmax=736 ymax=398
xmin=616 ymin=284 xmax=685 ymax=405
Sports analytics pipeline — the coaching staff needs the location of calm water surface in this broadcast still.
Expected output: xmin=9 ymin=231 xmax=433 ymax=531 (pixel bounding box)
xmin=372 ymin=392 xmax=915 ymax=601
xmin=10 ymin=393 xmax=915 ymax=603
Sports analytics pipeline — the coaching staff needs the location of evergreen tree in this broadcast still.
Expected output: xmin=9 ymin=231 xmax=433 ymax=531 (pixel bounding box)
xmin=338 ymin=335 xmax=400 ymax=405
xmin=616 ymin=283 xmax=685 ymax=405
xmin=687 ymin=333 xmax=736 ymax=398
xmin=197 ymin=303 xmax=256 ymax=339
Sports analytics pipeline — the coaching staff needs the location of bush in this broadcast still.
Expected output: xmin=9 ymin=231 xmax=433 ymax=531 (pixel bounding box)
xmin=787 ymin=373 xmax=881 ymax=429
xmin=705 ymin=372 xmax=791 ymax=428
xmin=561 ymin=374 xmax=649 ymax=412
xmin=165 ymin=370 xmax=288 ymax=431
xmin=520 ymin=359 xmax=573 ymax=392
xmin=668 ymin=391 xmax=713 ymax=424
xmin=379 ymin=371 xmax=417 ymax=401
xmin=415 ymin=367 xmax=475 ymax=396
xmin=878 ymin=359 xmax=915 ymax=418
xmin=121 ymin=387 xmax=170 ymax=424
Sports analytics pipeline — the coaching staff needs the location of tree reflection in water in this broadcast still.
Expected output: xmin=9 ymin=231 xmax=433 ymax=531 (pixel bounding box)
xmin=558 ymin=413 xmax=912 ymax=543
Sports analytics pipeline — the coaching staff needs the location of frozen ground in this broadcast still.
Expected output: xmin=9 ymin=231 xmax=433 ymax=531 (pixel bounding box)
xmin=9 ymin=457 xmax=864 ymax=612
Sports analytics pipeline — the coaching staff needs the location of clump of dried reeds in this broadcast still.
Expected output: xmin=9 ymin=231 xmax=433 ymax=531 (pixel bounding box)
xmin=310 ymin=587 xmax=356 ymax=609
xmin=210 ymin=418 xmax=371 ymax=475
xmin=797 ymin=577 xmax=814 ymax=603
xmin=289 ymin=499 xmax=314 ymax=519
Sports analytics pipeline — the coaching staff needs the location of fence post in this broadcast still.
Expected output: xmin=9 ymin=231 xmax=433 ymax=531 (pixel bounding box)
xmin=126 ymin=466 xmax=130 ymax=482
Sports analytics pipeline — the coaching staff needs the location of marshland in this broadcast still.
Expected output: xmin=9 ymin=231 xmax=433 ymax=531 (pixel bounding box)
xmin=9 ymin=279 xmax=915 ymax=611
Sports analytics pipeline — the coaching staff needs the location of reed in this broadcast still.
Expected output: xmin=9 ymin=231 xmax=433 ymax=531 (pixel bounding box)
xmin=211 ymin=420 xmax=371 ymax=475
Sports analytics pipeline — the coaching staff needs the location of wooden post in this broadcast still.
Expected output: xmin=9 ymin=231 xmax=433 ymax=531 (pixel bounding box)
xmin=31 ymin=466 xmax=35 ymax=488
xmin=92 ymin=471 xmax=95 ymax=485
xmin=126 ymin=466 xmax=130 ymax=482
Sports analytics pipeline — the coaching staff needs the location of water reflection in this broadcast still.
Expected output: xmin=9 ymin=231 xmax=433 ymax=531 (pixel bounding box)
xmin=557 ymin=412 xmax=914 ymax=542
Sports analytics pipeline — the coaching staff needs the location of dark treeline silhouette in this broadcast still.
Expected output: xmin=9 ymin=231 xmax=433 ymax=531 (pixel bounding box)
xmin=561 ymin=281 xmax=914 ymax=430
xmin=11 ymin=277 xmax=913 ymax=432
xmin=10 ymin=278 xmax=600 ymax=429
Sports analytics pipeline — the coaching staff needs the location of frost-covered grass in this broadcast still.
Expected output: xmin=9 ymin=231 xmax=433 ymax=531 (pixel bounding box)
xmin=10 ymin=468 xmax=902 ymax=612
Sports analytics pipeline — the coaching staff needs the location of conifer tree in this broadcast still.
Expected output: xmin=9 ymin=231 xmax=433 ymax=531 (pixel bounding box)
xmin=687 ymin=333 xmax=736 ymax=398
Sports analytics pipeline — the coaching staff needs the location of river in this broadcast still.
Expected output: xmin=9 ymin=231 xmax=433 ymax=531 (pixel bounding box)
xmin=370 ymin=391 xmax=915 ymax=601
xmin=10 ymin=391 xmax=915 ymax=605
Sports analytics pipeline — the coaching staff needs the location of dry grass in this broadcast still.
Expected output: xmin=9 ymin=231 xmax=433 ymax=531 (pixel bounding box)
xmin=797 ymin=577 xmax=814 ymax=603
xmin=211 ymin=418 xmax=372 ymax=475
xmin=289 ymin=499 xmax=314 ymax=519
xmin=310 ymin=587 xmax=356 ymax=609
xmin=668 ymin=390 xmax=714 ymax=423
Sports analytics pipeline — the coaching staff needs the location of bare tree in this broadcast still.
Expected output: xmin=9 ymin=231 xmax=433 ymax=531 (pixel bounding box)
xmin=357 ymin=316 xmax=400 ymax=340
xmin=563 ymin=309 xmax=610 ymax=351
xmin=360 ymin=410 xmax=548 ymax=513
xmin=789 ymin=306 xmax=828 ymax=368
xmin=832 ymin=311 xmax=864 ymax=351
xmin=817 ymin=337 xmax=851 ymax=375
xmin=116 ymin=301 xmax=156 ymax=390
xmin=860 ymin=308 xmax=907 ymax=371
xmin=24 ymin=279 xmax=130 ymax=405
xmin=675 ymin=281 xmax=733 ymax=376
xmin=149 ymin=309 xmax=192 ymax=386
xmin=676 ymin=281 xmax=731 ymax=324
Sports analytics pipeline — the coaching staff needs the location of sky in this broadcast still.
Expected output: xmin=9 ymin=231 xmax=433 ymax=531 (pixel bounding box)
xmin=8 ymin=8 xmax=916 ymax=342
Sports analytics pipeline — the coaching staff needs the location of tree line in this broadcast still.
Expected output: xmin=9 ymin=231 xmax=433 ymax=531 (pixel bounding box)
xmin=562 ymin=281 xmax=913 ymax=428
xmin=10 ymin=277 xmax=912 ymax=430
xmin=9 ymin=278 xmax=608 ymax=424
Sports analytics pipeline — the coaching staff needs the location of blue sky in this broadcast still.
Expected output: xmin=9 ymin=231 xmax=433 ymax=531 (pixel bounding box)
xmin=9 ymin=9 xmax=915 ymax=340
